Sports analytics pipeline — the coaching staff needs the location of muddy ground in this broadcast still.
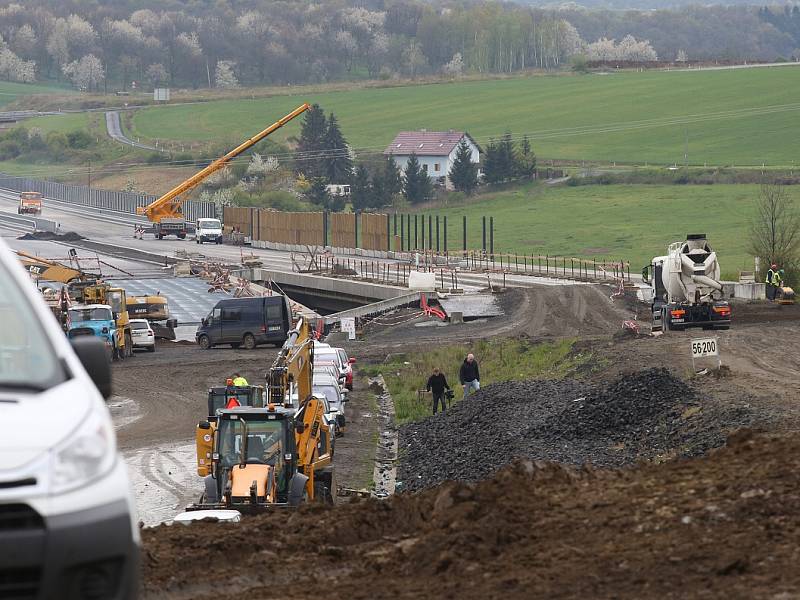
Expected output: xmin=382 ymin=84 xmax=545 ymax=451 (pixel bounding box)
xmin=115 ymin=282 xmax=800 ymax=596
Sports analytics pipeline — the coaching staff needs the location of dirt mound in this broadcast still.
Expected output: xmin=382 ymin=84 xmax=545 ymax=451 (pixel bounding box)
xmin=398 ymin=368 xmax=763 ymax=492
xmin=17 ymin=230 xmax=84 ymax=242
xmin=141 ymin=431 xmax=800 ymax=600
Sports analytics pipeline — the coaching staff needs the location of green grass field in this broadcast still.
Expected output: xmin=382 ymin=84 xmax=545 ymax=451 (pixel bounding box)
xmin=127 ymin=66 xmax=800 ymax=166
xmin=0 ymin=81 xmax=73 ymax=107
xmin=408 ymin=183 xmax=793 ymax=276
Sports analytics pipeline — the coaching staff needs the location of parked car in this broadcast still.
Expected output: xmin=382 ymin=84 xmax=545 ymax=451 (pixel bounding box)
xmin=196 ymin=295 xmax=292 ymax=350
xmin=130 ymin=318 xmax=156 ymax=352
xmin=336 ymin=347 xmax=356 ymax=390
xmin=0 ymin=237 xmax=140 ymax=598
xmin=314 ymin=347 xmax=347 ymax=384
xmin=313 ymin=373 xmax=346 ymax=434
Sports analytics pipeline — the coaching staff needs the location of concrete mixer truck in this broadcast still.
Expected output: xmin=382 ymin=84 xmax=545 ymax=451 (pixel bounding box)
xmin=642 ymin=234 xmax=731 ymax=332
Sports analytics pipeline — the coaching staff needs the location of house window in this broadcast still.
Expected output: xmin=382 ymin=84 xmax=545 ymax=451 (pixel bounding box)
xmin=434 ymin=163 xmax=440 ymax=172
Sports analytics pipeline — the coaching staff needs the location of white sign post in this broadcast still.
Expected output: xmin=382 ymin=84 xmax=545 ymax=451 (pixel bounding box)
xmin=341 ymin=317 xmax=356 ymax=340
xmin=690 ymin=337 xmax=720 ymax=372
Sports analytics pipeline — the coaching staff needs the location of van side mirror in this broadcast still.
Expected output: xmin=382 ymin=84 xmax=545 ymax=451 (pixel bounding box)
xmin=70 ymin=336 xmax=112 ymax=399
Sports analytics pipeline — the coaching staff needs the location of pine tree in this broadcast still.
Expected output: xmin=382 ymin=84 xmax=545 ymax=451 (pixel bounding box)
xmin=448 ymin=139 xmax=478 ymax=194
xmin=514 ymin=135 xmax=536 ymax=180
xmin=350 ymin=164 xmax=373 ymax=211
xmin=482 ymin=139 xmax=502 ymax=185
xmin=382 ymin=155 xmax=402 ymax=199
xmin=305 ymin=177 xmax=330 ymax=207
xmin=498 ymin=131 xmax=515 ymax=181
xmin=295 ymin=104 xmax=327 ymax=179
xmin=324 ymin=113 xmax=353 ymax=184
xmin=403 ymin=153 xmax=432 ymax=204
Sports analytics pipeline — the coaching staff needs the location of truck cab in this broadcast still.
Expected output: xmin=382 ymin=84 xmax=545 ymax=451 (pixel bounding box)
xmin=67 ymin=304 xmax=116 ymax=357
xmin=195 ymin=218 xmax=223 ymax=245
xmin=18 ymin=191 xmax=42 ymax=215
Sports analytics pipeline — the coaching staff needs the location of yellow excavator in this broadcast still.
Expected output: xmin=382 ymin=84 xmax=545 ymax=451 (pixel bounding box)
xmin=178 ymin=316 xmax=334 ymax=521
xmin=137 ymin=103 xmax=310 ymax=240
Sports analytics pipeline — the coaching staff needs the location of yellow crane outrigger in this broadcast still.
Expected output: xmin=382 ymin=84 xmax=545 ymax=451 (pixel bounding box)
xmin=137 ymin=103 xmax=310 ymax=239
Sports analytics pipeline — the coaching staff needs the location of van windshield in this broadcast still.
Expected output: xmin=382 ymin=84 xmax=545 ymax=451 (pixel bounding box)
xmin=199 ymin=219 xmax=221 ymax=229
xmin=0 ymin=260 xmax=66 ymax=390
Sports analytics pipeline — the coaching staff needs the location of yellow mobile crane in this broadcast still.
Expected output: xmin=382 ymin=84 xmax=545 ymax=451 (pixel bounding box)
xmin=137 ymin=103 xmax=310 ymax=239
xmin=181 ymin=317 xmax=334 ymax=519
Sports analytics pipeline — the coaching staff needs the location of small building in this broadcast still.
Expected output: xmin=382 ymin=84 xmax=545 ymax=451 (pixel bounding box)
xmin=326 ymin=184 xmax=351 ymax=197
xmin=384 ymin=130 xmax=481 ymax=190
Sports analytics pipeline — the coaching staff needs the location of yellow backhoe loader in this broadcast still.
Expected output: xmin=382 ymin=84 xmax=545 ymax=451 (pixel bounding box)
xmin=178 ymin=317 xmax=333 ymax=521
xmin=137 ymin=104 xmax=309 ymax=239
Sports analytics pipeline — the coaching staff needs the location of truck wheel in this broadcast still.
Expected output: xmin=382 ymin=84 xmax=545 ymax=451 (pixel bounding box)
xmin=178 ymin=233 xmax=186 ymax=240
xmin=242 ymin=333 xmax=256 ymax=350
xmin=314 ymin=481 xmax=334 ymax=505
xmin=715 ymin=325 xmax=730 ymax=330
xmin=198 ymin=335 xmax=211 ymax=350
xmin=196 ymin=239 xmax=200 ymax=244
xmin=157 ymin=233 xmax=163 ymax=240
xmin=147 ymin=345 xmax=156 ymax=353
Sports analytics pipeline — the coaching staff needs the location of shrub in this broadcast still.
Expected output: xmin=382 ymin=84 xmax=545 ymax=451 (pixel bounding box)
xmin=66 ymin=130 xmax=93 ymax=149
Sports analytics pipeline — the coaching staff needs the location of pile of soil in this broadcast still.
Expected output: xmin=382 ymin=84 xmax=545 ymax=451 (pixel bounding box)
xmin=141 ymin=430 xmax=800 ymax=599
xmin=398 ymin=368 xmax=762 ymax=492
xmin=18 ymin=230 xmax=84 ymax=241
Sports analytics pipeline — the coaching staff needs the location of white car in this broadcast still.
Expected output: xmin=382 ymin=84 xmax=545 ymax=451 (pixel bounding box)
xmin=130 ymin=318 xmax=156 ymax=352
xmin=0 ymin=238 xmax=139 ymax=598
xmin=313 ymin=373 xmax=347 ymax=433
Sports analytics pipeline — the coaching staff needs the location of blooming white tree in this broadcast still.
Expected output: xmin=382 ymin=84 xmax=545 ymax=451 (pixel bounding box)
xmin=62 ymin=54 xmax=104 ymax=91
xmin=443 ymin=52 xmax=464 ymax=76
xmin=214 ymin=60 xmax=239 ymax=88
xmin=246 ymin=153 xmax=279 ymax=176
xmin=586 ymin=38 xmax=619 ymax=61
xmin=618 ymin=35 xmax=657 ymax=61
xmin=145 ymin=63 xmax=168 ymax=86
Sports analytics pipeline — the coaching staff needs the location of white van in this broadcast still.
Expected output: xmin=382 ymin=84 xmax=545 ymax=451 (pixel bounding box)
xmin=0 ymin=238 xmax=139 ymax=598
xmin=195 ymin=217 xmax=223 ymax=244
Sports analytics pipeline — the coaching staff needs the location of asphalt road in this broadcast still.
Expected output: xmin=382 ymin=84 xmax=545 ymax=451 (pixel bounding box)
xmin=105 ymin=110 xmax=162 ymax=151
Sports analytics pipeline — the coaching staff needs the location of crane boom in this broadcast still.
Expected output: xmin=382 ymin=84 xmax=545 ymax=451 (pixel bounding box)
xmin=137 ymin=103 xmax=311 ymax=223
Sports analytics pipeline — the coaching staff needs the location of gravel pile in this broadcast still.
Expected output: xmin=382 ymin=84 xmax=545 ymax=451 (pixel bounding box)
xmin=18 ymin=231 xmax=84 ymax=241
xmin=398 ymin=368 xmax=759 ymax=492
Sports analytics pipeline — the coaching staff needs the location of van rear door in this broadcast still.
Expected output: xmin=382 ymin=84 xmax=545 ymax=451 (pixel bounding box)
xmin=264 ymin=299 xmax=286 ymax=342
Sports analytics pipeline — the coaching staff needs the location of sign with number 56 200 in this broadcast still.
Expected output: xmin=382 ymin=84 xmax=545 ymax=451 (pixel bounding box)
xmin=690 ymin=337 xmax=718 ymax=359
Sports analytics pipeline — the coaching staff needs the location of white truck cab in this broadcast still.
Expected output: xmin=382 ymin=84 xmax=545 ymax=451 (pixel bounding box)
xmin=0 ymin=238 xmax=139 ymax=599
xmin=195 ymin=217 xmax=223 ymax=245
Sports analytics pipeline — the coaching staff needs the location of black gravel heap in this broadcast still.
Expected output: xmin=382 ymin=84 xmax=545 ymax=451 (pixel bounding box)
xmin=398 ymin=368 xmax=759 ymax=492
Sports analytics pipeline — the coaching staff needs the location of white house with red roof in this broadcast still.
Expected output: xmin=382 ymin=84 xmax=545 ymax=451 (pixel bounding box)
xmin=383 ymin=130 xmax=481 ymax=190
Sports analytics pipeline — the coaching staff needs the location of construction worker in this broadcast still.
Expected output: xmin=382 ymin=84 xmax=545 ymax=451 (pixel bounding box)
xmin=766 ymin=263 xmax=778 ymax=301
xmin=232 ymin=372 xmax=248 ymax=386
xmin=459 ymin=353 xmax=480 ymax=398
xmin=425 ymin=367 xmax=451 ymax=415
xmin=224 ymin=378 xmax=240 ymax=408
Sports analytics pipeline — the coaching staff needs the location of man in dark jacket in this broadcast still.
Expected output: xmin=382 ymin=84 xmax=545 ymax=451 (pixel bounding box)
xmin=459 ymin=353 xmax=480 ymax=398
xmin=426 ymin=367 xmax=451 ymax=415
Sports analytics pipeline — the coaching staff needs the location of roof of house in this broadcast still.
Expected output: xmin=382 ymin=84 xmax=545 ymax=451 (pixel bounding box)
xmin=383 ymin=130 xmax=480 ymax=157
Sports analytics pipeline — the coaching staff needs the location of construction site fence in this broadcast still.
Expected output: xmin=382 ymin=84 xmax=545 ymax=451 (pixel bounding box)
xmin=312 ymin=252 xmax=630 ymax=286
xmin=0 ymin=173 xmax=216 ymax=221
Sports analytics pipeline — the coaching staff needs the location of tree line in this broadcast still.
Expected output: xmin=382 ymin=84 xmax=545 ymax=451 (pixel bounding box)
xmin=0 ymin=1 xmax=793 ymax=89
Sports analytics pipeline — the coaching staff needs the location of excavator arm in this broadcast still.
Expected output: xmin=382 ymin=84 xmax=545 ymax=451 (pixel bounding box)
xmin=136 ymin=103 xmax=310 ymax=224
xmin=14 ymin=251 xmax=87 ymax=284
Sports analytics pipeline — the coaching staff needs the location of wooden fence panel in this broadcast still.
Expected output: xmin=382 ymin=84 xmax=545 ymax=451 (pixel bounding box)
xmin=222 ymin=206 xmax=253 ymax=237
xmin=331 ymin=213 xmax=356 ymax=248
xmin=361 ymin=213 xmax=389 ymax=251
xmin=256 ymin=210 xmax=324 ymax=245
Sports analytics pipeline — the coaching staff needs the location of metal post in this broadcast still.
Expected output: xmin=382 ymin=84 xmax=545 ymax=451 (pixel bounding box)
xmin=436 ymin=215 xmax=440 ymax=252
xmin=354 ymin=211 xmax=359 ymax=249
xmin=444 ymin=216 xmax=448 ymax=254
xmin=462 ymin=215 xmax=467 ymax=253
xmin=489 ymin=216 xmax=494 ymax=257
xmin=323 ymin=211 xmax=329 ymax=247
xmin=414 ymin=215 xmax=418 ymax=250
xmin=400 ymin=214 xmax=405 ymax=251
xmin=428 ymin=215 xmax=433 ymax=251
xmin=482 ymin=216 xmax=486 ymax=252
xmin=387 ymin=215 xmax=391 ymax=251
